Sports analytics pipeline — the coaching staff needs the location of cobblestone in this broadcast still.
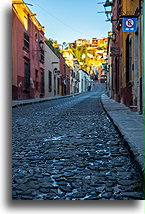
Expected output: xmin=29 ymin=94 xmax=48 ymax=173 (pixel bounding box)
xmin=12 ymin=84 xmax=143 ymax=200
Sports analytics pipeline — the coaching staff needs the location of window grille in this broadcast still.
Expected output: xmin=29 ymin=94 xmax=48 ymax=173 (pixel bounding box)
xmin=126 ymin=34 xmax=132 ymax=84
xmin=40 ymin=49 xmax=44 ymax=62
xmin=49 ymin=71 xmax=52 ymax=92
xmin=24 ymin=62 xmax=30 ymax=90
xmin=24 ymin=32 xmax=29 ymax=50
xmin=40 ymin=71 xmax=44 ymax=94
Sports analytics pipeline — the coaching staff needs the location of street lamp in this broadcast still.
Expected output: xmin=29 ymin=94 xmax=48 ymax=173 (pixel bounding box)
xmin=103 ymin=0 xmax=113 ymax=21
xmin=112 ymin=32 xmax=116 ymax=41
xmin=103 ymin=0 xmax=113 ymax=7
xmin=39 ymin=40 xmax=44 ymax=49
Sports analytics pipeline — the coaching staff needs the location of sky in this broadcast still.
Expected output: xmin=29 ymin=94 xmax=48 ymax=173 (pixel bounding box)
xmin=28 ymin=0 xmax=112 ymax=44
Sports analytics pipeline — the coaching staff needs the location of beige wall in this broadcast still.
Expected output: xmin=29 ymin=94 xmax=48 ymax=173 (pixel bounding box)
xmin=44 ymin=43 xmax=60 ymax=97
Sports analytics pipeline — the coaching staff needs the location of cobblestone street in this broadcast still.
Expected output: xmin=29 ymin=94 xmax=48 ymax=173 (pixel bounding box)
xmin=12 ymin=84 xmax=143 ymax=200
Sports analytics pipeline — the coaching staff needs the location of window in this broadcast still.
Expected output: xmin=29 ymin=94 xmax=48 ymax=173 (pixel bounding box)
xmin=64 ymin=64 xmax=66 ymax=76
xmin=40 ymin=70 xmax=44 ymax=94
xmin=35 ymin=32 xmax=38 ymax=42
xmin=36 ymin=82 xmax=39 ymax=91
xmin=24 ymin=32 xmax=29 ymax=50
xmin=40 ymin=49 xmax=44 ymax=62
xmin=57 ymin=77 xmax=60 ymax=94
xmin=24 ymin=61 xmax=30 ymax=90
xmin=35 ymin=70 xmax=39 ymax=90
xmin=126 ymin=34 xmax=132 ymax=84
xmin=35 ymin=70 xmax=38 ymax=78
xmin=48 ymin=71 xmax=52 ymax=92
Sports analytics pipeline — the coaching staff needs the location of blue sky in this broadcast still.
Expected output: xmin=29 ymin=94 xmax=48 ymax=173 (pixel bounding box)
xmin=29 ymin=0 xmax=111 ymax=44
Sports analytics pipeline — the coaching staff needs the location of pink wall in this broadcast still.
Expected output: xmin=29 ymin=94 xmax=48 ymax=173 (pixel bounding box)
xmin=59 ymin=54 xmax=70 ymax=95
xmin=12 ymin=10 xmax=45 ymax=100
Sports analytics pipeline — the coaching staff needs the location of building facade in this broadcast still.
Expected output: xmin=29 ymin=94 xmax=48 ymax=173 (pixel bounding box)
xmin=106 ymin=0 xmax=143 ymax=113
xmin=79 ymin=70 xmax=90 ymax=93
xmin=59 ymin=54 xmax=71 ymax=96
xmin=44 ymin=41 xmax=60 ymax=97
xmin=12 ymin=0 xmax=45 ymax=100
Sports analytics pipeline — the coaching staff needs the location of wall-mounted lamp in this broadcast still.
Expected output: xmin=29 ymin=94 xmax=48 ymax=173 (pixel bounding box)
xmin=53 ymin=68 xmax=60 ymax=76
xmin=112 ymin=32 xmax=116 ymax=41
xmin=103 ymin=0 xmax=113 ymax=21
xmin=103 ymin=0 xmax=113 ymax=7
xmin=39 ymin=40 xmax=44 ymax=49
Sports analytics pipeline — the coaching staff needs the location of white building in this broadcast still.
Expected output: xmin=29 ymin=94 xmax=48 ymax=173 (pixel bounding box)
xmin=79 ymin=70 xmax=90 ymax=93
xmin=71 ymin=60 xmax=79 ymax=94
xmin=44 ymin=41 xmax=60 ymax=97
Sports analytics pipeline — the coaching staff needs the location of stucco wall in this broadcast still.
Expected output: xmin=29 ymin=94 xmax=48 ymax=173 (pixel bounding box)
xmin=44 ymin=43 xmax=60 ymax=97
xmin=12 ymin=6 xmax=45 ymax=100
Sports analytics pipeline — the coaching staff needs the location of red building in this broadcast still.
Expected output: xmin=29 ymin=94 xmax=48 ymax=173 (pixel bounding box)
xmin=12 ymin=1 xmax=45 ymax=100
xmin=59 ymin=54 xmax=70 ymax=96
xmin=65 ymin=64 xmax=71 ymax=95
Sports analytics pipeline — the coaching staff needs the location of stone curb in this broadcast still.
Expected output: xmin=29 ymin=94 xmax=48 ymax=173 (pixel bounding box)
xmin=12 ymin=92 xmax=83 ymax=108
xmin=100 ymin=94 xmax=144 ymax=175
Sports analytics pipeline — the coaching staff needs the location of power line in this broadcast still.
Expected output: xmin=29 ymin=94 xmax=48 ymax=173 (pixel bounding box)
xmin=30 ymin=0 xmax=87 ymax=37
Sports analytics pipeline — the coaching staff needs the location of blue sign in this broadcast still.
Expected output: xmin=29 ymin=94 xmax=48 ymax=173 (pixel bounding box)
xmin=122 ymin=18 xmax=137 ymax=32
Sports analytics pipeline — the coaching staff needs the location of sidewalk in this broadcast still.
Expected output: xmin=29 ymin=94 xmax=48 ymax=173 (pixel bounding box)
xmin=101 ymin=94 xmax=144 ymax=174
xmin=12 ymin=93 xmax=81 ymax=108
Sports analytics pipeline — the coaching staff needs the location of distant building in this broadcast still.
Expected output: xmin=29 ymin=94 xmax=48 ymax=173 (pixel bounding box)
xmin=75 ymin=39 xmax=90 ymax=47
xmin=12 ymin=0 xmax=45 ymax=100
xmin=91 ymin=38 xmax=98 ymax=48
xmin=61 ymin=48 xmax=79 ymax=94
xmin=62 ymin=48 xmax=74 ymax=68
xmin=91 ymin=38 xmax=107 ymax=49
xmin=59 ymin=54 xmax=71 ymax=96
xmin=72 ymin=60 xmax=80 ymax=94
xmin=52 ymin=40 xmax=59 ymax=49
xmin=79 ymin=70 xmax=90 ymax=93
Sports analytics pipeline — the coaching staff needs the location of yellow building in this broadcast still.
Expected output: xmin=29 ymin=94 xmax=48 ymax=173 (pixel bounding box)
xmin=121 ymin=0 xmax=142 ymax=112
xmin=61 ymin=48 xmax=75 ymax=69
xmin=12 ymin=0 xmax=45 ymax=33
xmin=108 ymin=0 xmax=143 ymax=112
xmin=92 ymin=37 xmax=107 ymax=49
xmin=61 ymin=37 xmax=107 ymax=78
xmin=75 ymin=39 xmax=90 ymax=47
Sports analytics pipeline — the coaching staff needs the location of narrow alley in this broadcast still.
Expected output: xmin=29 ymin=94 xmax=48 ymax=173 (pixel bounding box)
xmin=12 ymin=83 xmax=143 ymax=200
